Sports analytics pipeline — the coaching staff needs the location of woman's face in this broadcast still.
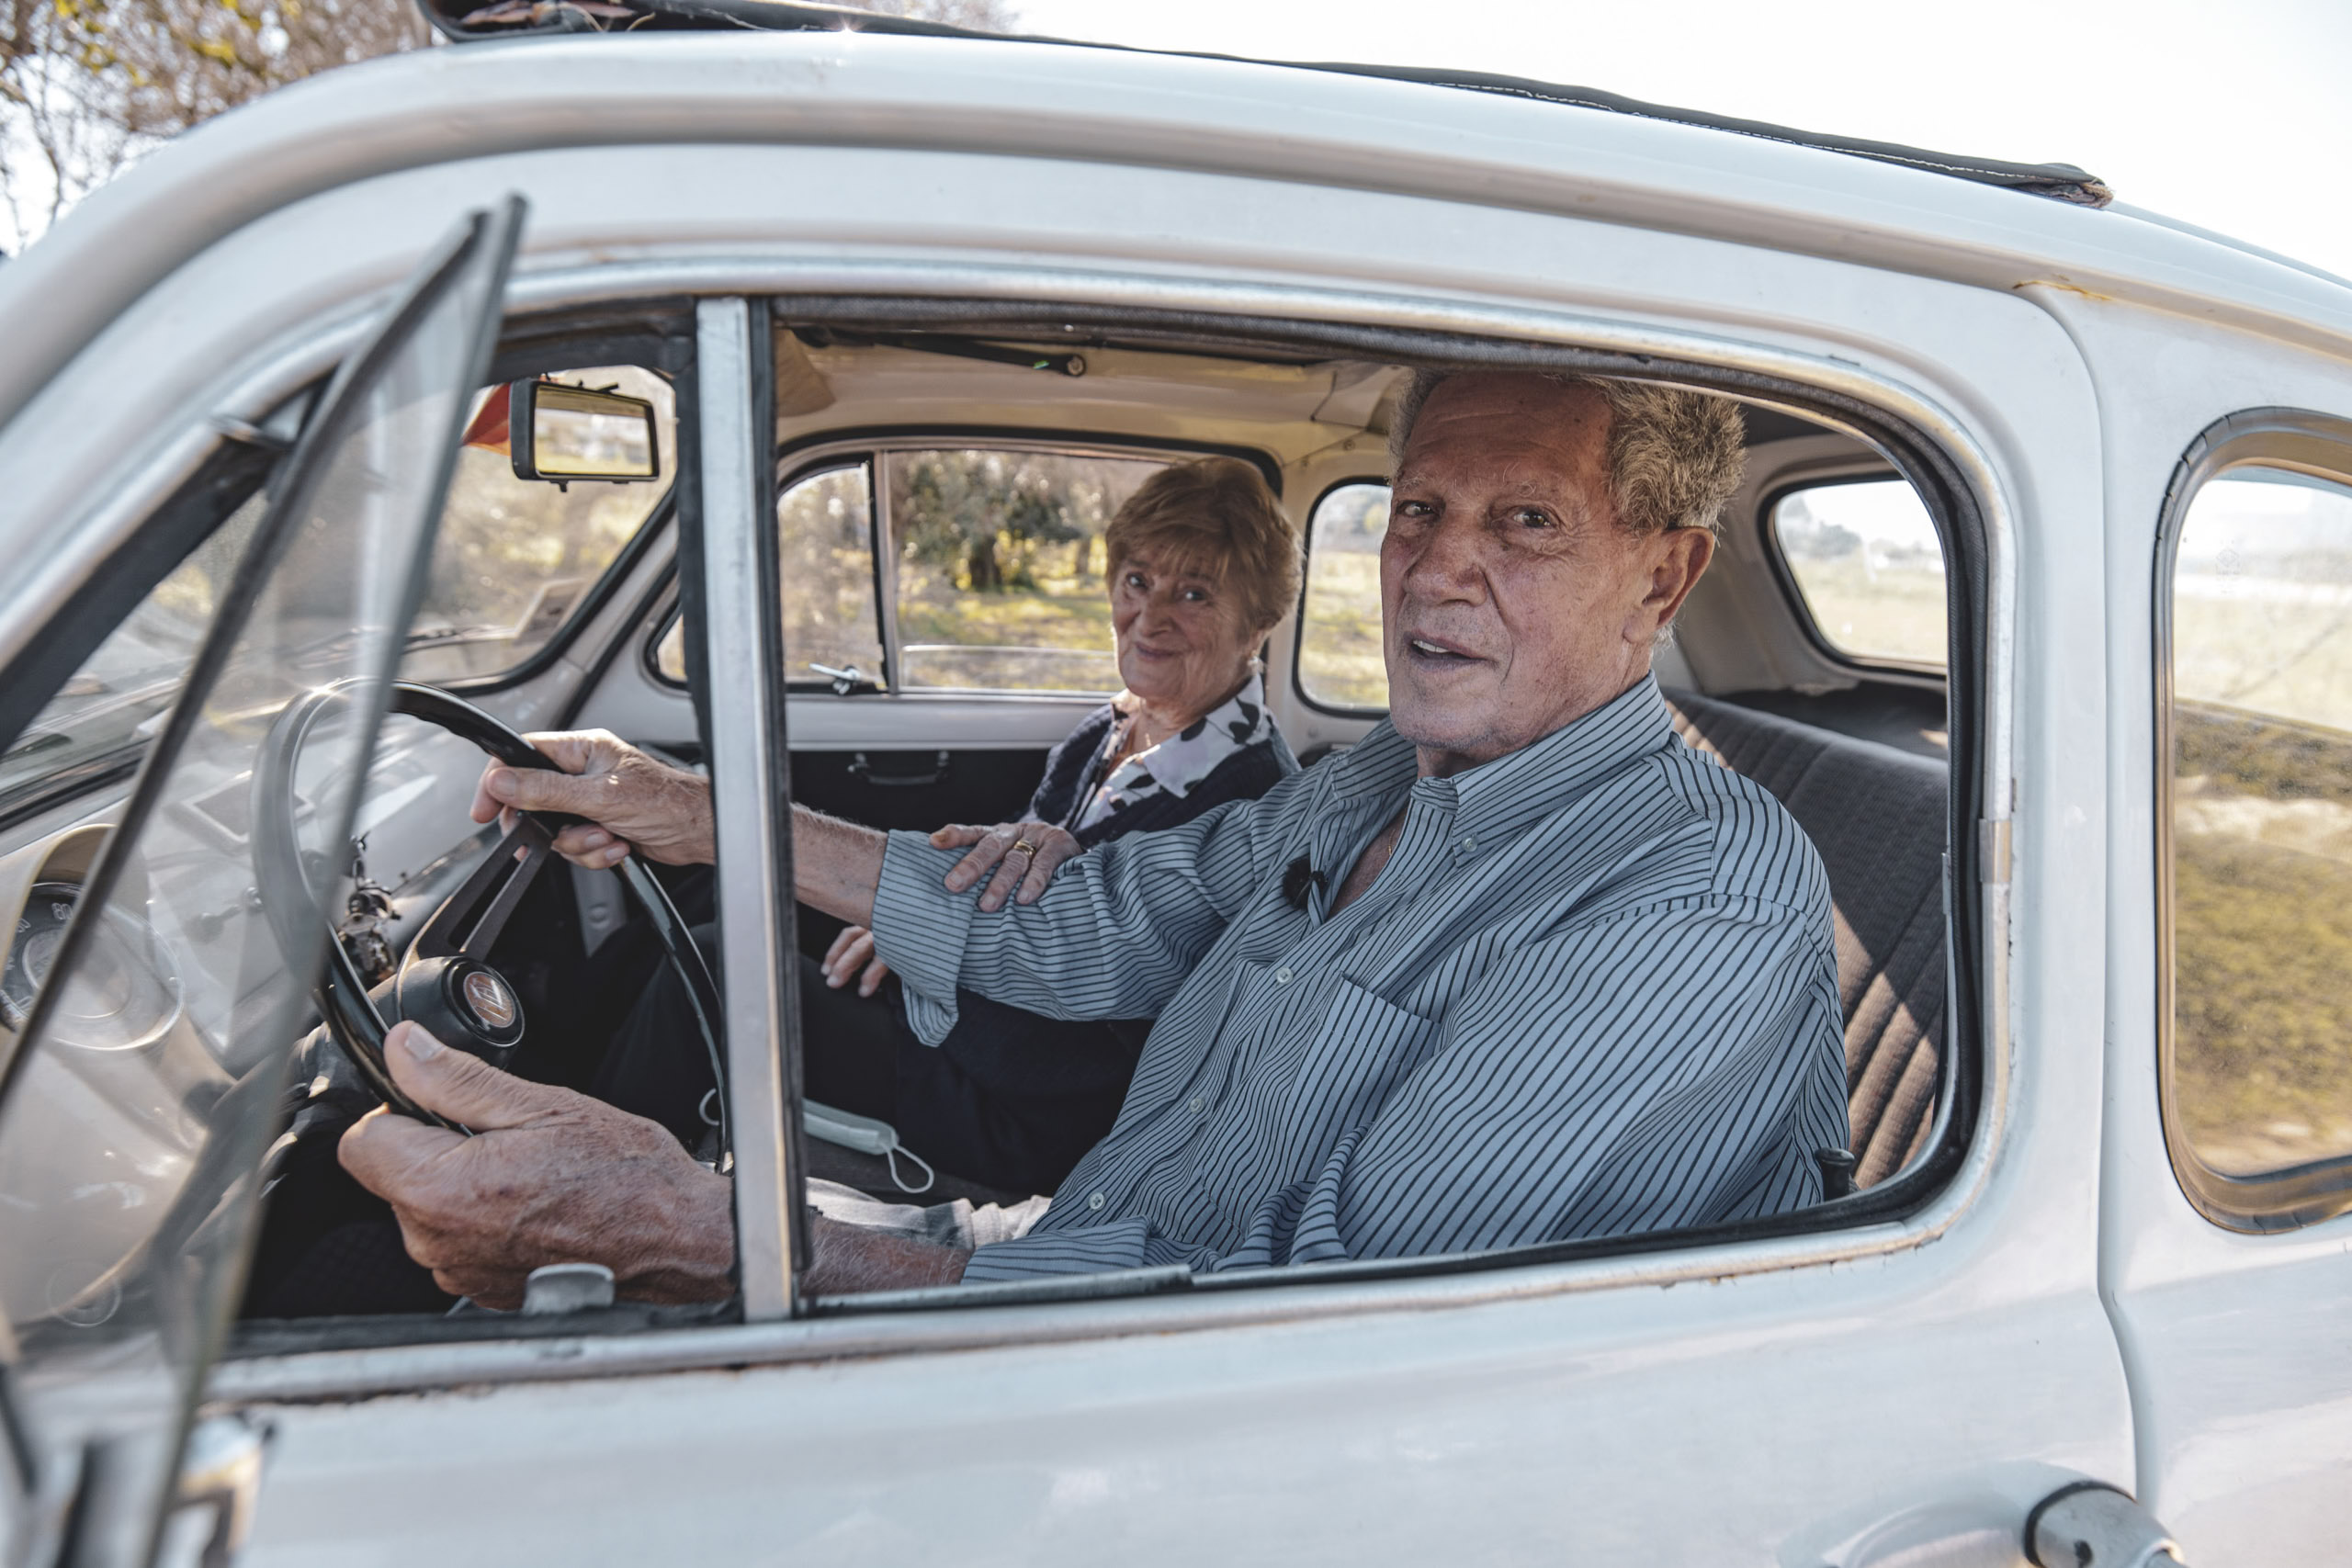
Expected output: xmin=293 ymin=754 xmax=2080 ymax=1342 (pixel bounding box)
xmin=1109 ymin=543 xmax=1261 ymax=717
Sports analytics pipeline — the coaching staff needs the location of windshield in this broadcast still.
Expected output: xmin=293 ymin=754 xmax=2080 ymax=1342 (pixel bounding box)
xmin=0 ymin=491 xmax=267 ymax=818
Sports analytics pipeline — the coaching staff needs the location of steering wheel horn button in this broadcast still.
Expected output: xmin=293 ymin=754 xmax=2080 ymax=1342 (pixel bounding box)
xmin=381 ymin=953 xmax=526 ymax=1065
xmin=443 ymin=960 xmax=526 ymax=1050
xmin=462 ymin=968 xmax=517 ymax=1032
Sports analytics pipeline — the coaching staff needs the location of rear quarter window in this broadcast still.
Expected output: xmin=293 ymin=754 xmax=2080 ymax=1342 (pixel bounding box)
xmin=1768 ymin=477 xmax=1946 ymax=670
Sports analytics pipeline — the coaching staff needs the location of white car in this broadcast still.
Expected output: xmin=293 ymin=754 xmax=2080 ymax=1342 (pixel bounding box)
xmin=0 ymin=5 xmax=2347 ymax=1563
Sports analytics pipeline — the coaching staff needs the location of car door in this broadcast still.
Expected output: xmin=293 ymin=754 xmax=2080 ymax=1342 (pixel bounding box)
xmin=2104 ymin=390 xmax=2352 ymax=1564
xmin=0 ymin=197 xmax=521 ymax=1567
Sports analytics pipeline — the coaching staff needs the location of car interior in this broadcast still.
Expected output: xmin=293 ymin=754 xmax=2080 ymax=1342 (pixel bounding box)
xmin=0 ymin=299 xmax=1966 ymax=1342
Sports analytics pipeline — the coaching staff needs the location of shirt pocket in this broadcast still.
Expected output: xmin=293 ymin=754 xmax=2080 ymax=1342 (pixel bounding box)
xmin=1266 ymin=977 xmax=1443 ymax=1166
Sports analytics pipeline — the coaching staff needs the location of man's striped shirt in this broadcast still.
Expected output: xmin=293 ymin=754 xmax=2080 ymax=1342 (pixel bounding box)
xmin=869 ymin=675 xmax=1849 ymax=1280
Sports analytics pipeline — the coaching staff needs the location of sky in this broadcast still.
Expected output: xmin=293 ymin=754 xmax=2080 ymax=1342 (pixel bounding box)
xmin=1015 ymin=0 xmax=2352 ymax=284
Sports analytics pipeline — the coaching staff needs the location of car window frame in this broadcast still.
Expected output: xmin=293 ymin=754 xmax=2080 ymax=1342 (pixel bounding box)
xmin=2154 ymin=406 xmax=2352 ymax=1233
xmin=1290 ymin=472 xmax=1395 ymax=717
xmin=188 ymin=282 xmax=2004 ymax=1398
xmin=1759 ymin=466 xmax=1951 ymax=686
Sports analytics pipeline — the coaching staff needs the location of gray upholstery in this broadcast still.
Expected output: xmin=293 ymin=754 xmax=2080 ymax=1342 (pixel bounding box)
xmin=1663 ymin=689 xmax=1948 ymax=1190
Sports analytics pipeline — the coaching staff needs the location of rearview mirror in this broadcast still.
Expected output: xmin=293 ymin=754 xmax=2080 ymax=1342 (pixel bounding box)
xmin=506 ymin=378 xmax=661 ymax=483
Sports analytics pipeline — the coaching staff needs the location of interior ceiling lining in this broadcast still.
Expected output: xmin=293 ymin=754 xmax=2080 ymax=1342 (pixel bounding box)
xmin=772 ymin=318 xmax=1870 ymax=458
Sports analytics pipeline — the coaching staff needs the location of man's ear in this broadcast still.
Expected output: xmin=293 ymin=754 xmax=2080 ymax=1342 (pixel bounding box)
xmin=1640 ymin=528 xmax=1716 ymax=635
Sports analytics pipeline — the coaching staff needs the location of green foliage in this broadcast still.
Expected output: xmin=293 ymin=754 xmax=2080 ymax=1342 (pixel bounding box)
xmin=898 ymin=453 xmax=1088 ymax=592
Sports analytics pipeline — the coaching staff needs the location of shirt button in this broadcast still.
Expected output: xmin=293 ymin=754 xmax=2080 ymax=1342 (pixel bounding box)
xmin=1088 ymin=1191 xmax=1106 ymax=1211
xmin=1274 ymin=966 xmax=1293 ymax=984
xmin=1187 ymin=1095 xmax=1204 ymax=1114
xmin=1458 ymin=835 xmax=1476 ymax=854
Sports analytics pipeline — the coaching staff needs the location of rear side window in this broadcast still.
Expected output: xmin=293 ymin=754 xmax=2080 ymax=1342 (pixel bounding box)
xmin=1769 ymin=478 xmax=1946 ymax=669
xmin=2166 ymin=466 xmax=2352 ymax=1184
xmin=402 ymin=364 xmax=675 ymax=684
xmin=882 ymin=448 xmax=1163 ymax=693
xmin=1296 ymin=480 xmax=1390 ymax=710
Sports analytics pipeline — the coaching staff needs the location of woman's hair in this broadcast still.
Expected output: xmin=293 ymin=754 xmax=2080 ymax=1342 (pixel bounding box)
xmin=1104 ymin=457 xmax=1302 ymax=636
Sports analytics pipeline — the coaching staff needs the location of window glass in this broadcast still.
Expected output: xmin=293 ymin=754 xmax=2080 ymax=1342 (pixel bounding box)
xmin=1297 ymin=481 xmax=1389 ymax=709
xmin=401 ymin=364 xmax=674 ymax=684
xmin=883 ymin=448 xmax=1164 ymax=693
xmin=651 ymin=463 xmax=886 ymax=686
xmin=781 ymin=465 xmax=887 ymax=685
xmin=1770 ymin=479 xmax=1946 ymax=668
xmin=0 ymin=485 xmax=268 ymax=819
xmin=2169 ymin=467 xmax=2352 ymax=1176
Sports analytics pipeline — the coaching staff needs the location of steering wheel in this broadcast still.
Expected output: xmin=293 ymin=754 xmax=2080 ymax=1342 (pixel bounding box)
xmin=252 ymin=681 xmax=726 ymax=1150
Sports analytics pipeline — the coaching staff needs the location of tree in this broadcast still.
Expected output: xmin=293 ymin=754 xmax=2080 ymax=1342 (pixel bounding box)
xmin=1 ymin=0 xmax=1015 ymax=251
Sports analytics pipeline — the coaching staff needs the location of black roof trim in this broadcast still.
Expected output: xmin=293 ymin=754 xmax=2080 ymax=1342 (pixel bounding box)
xmin=420 ymin=0 xmax=2112 ymax=209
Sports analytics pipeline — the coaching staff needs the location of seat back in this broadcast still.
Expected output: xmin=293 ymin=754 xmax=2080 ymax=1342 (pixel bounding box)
xmin=1664 ymin=690 xmax=1948 ymax=1189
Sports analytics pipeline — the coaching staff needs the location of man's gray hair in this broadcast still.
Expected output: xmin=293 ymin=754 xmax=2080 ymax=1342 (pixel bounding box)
xmin=1386 ymin=370 xmax=1747 ymax=536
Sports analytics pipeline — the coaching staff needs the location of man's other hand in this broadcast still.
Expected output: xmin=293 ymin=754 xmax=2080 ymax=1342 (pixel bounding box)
xmin=933 ymin=820 xmax=1082 ymax=911
xmin=821 ymin=924 xmax=891 ymax=996
xmin=338 ymin=1022 xmax=734 ymax=1307
xmin=470 ymin=729 xmax=715 ymax=868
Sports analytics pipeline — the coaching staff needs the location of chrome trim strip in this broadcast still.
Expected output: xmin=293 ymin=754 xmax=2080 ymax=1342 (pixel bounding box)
xmin=204 ymin=1213 xmax=1928 ymax=1405
xmin=177 ymin=254 xmax=2017 ymax=1401
xmin=696 ymin=297 xmax=801 ymax=1319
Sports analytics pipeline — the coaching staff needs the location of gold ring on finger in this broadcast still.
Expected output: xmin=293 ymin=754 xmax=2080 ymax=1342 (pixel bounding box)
xmin=1011 ymin=838 xmax=1039 ymax=858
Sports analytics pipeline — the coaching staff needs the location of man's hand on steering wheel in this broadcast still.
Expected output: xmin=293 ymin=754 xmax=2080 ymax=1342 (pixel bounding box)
xmin=340 ymin=1021 xmax=736 ymax=1306
xmin=471 ymin=729 xmax=716 ymax=868
xmin=934 ymin=819 xmax=1083 ymax=912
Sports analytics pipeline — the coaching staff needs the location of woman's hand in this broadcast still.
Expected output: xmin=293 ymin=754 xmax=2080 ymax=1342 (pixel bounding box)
xmin=933 ymin=820 xmax=1083 ymax=912
xmin=470 ymin=729 xmax=716 ymax=868
xmin=821 ymin=925 xmax=891 ymax=997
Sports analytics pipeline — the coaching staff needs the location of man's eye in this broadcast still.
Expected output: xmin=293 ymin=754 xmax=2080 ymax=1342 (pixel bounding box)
xmin=1394 ymin=500 xmax=1435 ymax=521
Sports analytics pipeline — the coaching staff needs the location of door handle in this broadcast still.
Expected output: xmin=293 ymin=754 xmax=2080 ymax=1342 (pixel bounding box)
xmin=847 ymin=750 xmax=951 ymax=788
xmin=2026 ymin=1481 xmax=2187 ymax=1567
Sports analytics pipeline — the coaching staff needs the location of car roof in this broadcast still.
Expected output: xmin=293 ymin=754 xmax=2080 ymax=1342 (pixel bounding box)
xmin=427 ymin=0 xmax=2119 ymax=208
xmin=2 ymin=27 xmax=2348 ymax=434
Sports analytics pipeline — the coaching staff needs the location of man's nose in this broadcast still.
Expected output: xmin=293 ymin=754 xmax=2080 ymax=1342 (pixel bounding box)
xmin=1397 ymin=512 xmax=1488 ymax=599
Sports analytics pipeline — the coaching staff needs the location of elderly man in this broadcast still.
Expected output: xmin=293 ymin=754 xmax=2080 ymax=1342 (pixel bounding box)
xmin=339 ymin=370 xmax=1849 ymax=1303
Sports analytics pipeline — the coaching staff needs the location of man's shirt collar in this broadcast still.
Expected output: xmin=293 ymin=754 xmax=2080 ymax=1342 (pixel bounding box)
xmin=1322 ymin=675 xmax=1678 ymax=840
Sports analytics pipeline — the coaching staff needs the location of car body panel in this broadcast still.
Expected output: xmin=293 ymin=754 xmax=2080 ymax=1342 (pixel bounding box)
xmin=2050 ymin=293 xmax=2352 ymax=1566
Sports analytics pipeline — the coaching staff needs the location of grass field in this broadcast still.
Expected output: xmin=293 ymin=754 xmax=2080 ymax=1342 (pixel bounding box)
xmin=1780 ymin=556 xmax=1948 ymax=666
xmin=2172 ymin=705 xmax=2352 ymax=1173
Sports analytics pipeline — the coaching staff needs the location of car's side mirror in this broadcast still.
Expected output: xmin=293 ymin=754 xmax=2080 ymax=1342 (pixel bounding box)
xmin=504 ymin=378 xmax=661 ymax=484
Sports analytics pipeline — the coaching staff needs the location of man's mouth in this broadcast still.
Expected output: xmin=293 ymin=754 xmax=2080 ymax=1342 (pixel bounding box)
xmin=1405 ymin=635 xmax=1481 ymax=665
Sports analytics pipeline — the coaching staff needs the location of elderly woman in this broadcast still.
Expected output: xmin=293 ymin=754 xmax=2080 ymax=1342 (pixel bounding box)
xmin=594 ymin=457 xmax=1300 ymax=1196
xmin=799 ymin=456 xmax=1300 ymax=1194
